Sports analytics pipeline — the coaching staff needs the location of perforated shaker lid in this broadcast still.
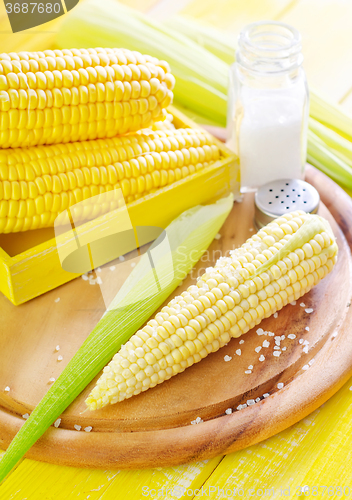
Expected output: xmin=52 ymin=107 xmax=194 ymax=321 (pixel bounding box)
xmin=254 ymin=178 xmax=320 ymax=229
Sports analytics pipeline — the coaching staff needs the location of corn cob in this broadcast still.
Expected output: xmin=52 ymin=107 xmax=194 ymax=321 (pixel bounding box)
xmin=0 ymin=47 xmax=175 ymax=148
xmin=0 ymin=127 xmax=220 ymax=233
xmin=86 ymin=211 xmax=338 ymax=410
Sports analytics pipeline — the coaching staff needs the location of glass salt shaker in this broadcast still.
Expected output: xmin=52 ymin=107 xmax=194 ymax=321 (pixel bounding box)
xmin=226 ymin=21 xmax=309 ymax=192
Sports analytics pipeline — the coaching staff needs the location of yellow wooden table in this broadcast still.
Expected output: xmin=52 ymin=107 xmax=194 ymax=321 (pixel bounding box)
xmin=1 ymin=0 xmax=352 ymax=498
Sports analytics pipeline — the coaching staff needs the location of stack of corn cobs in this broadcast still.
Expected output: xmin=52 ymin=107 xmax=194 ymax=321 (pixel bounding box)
xmin=0 ymin=48 xmax=220 ymax=233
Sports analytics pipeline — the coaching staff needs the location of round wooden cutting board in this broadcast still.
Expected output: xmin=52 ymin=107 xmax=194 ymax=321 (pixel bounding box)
xmin=0 ymin=166 xmax=352 ymax=469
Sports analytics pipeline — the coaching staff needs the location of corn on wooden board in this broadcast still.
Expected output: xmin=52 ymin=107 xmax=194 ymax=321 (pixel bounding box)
xmin=0 ymin=167 xmax=351 ymax=469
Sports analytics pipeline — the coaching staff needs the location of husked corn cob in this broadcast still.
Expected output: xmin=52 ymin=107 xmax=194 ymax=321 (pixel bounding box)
xmin=0 ymin=127 xmax=220 ymax=233
xmin=0 ymin=47 xmax=175 ymax=148
xmin=86 ymin=211 xmax=338 ymax=410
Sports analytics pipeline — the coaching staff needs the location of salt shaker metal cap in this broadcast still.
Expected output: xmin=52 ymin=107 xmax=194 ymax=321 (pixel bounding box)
xmin=254 ymin=178 xmax=320 ymax=229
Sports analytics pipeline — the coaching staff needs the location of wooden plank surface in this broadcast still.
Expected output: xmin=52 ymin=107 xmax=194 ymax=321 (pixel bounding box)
xmin=280 ymin=0 xmax=352 ymax=103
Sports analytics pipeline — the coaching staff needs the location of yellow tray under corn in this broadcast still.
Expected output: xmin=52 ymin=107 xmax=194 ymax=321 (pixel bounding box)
xmin=0 ymin=107 xmax=239 ymax=305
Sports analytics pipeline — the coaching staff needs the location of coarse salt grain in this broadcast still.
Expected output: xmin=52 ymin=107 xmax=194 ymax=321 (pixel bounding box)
xmin=191 ymin=417 xmax=203 ymax=425
xmin=282 ymin=347 xmax=287 ymax=351
xmin=4 ymin=386 xmax=10 ymax=392
xmin=225 ymin=408 xmax=232 ymax=415
xmin=247 ymin=399 xmax=255 ymax=406
xmin=303 ymin=346 xmax=309 ymax=354
xmin=215 ymin=233 xmax=222 ymax=240
xmin=268 ymin=332 xmax=275 ymax=337
xmin=274 ymin=346 xmax=281 ymax=350
xmin=305 ymin=308 xmax=314 ymax=314
xmin=288 ymin=334 xmax=296 ymax=339
xmin=273 ymin=312 xmax=278 ymax=318
xmin=275 ymin=340 xmax=281 ymax=346
xmin=96 ymin=276 xmax=103 ymax=285
xmin=290 ymin=301 xmax=296 ymax=306
xmin=239 ymin=340 xmax=244 ymax=344
xmin=55 ymin=345 xmax=60 ymax=351
xmin=54 ymin=418 xmax=61 ymax=428
xmin=262 ymin=340 xmax=270 ymax=348
xmin=110 ymin=266 xmax=116 ymax=271
xmin=299 ymin=339 xmax=304 ymax=344
xmin=263 ymin=393 xmax=270 ymax=398
xmin=255 ymin=397 xmax=261 ymax=403
xmin=245 ymin=370 xmax=252 ymax=374
xmin=119 ymin=255 xmax=125 ymax=262
xmin=54 ymin=298 xmax=60 ymax=303
xmin=84 ymin=426 xmax=93 ymax=432
xmin=303 ymin=340 xmax=309 ymax=345
xmin=309 ymin=359 xmax=315 ymax=366
xmin=131 ymin=262 xmax=136 ymax=268
xmin=224 ymin=355 xmax=232 ymax=362
xmin=89 ymin=279 xmax=96 ymax=285
xmin=74 ymin=424 xmax=81 ymax=431
xmin=57 ymin=355 xmax=63 ymax=361
xmin=255 ymin=346 xmax=262 ymax=353
xmin=277 ymin=383 xmax=284 ymax=389
xmin=300 ymin=302 xmax=306 ymax=307
xmin=248 ymin=365 xmax=253 ymax=370
xmin=22 ymin=413 xmax=30 ymax=419
xmin=259 ymin=355 xmax=265 ymax=362
xmin=97 ymin=267 xmax=102 ymax=273
xmin=273 ymin=351 xmax=281 ymax=357
xmin=305 ymin=326 xmax=310 ymax=331
xmin=237 ymin=404 xmax=246 ymax=411
xmin=82 ymin=274 xmax=89 ymax=281
xmin=48 ymin=377 xmax=55 ymax=383
xmin=281 ymin=335 xmax=285 ymax=340
xmin=302 ymin=364 xmax=309 ymax=370
xmin=256 ymin=328 xmax=264 ymax=335
xmin=236 ymin=349 xmax=241 ymax=356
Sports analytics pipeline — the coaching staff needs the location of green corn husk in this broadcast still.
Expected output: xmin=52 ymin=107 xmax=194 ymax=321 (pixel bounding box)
xmin=309 ymin=89 xmax=352 ymax=142
xmin=57 ymin=0 xmax=228 ymax=125
xmin=0 ymin=195 xmax=233 ymax=482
